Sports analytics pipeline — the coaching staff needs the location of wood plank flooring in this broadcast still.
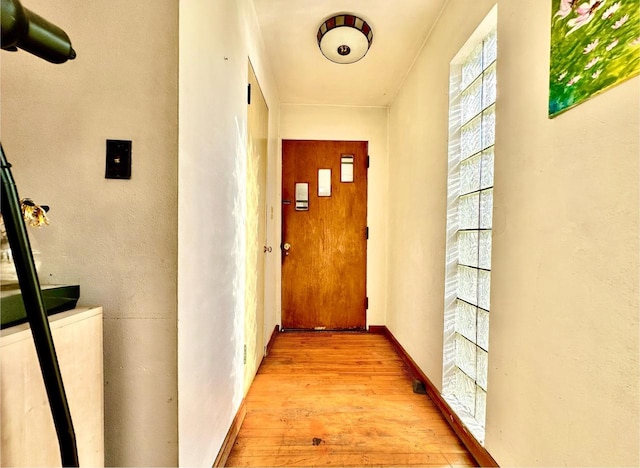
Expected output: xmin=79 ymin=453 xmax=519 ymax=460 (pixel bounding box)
xmin=226 ymin=332 xmax=476 ymax=467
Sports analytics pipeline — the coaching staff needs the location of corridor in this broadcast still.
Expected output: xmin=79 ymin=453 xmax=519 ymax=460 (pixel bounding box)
xmin=226 ymin=332 xmax=476 ymax=467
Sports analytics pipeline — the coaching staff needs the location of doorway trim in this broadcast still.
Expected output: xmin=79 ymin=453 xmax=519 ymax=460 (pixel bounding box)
xmin=280 ymin=139 xmax=368 ymax=330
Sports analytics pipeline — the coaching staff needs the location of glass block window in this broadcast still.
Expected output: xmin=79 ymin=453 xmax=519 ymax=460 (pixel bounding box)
xmin=442 ymin=20 xmax=496 ymax=445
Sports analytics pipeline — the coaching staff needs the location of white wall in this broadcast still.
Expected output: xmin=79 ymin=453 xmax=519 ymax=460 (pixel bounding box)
xmin=487 ymin=1 xmax=639 ymax=465
xmin=0 ymin=1 xmax=179 ymax=466
xmin=178 ymin=0 xmax=280 ymax=465
xmin=280 ymin=105 xmax=389 ymax=326
xmin=387 ymin=0 xmax=639 ymax=466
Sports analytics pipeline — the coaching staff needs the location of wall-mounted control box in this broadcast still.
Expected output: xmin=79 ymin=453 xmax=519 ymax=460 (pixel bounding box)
xmin=105 ymin=139 xmax=132 ymax=179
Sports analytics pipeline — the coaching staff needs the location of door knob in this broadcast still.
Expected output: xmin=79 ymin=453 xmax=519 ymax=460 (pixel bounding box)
xmin=282 ymin=242 xmax=291 ymax=256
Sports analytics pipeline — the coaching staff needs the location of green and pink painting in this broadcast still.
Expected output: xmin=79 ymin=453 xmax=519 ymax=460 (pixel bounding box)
xmin=549 ymin=0 xmax=640 ymax=117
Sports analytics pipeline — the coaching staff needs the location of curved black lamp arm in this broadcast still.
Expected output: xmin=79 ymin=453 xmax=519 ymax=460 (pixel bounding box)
xmin=1 ymin=144 xmax=79 ymax=467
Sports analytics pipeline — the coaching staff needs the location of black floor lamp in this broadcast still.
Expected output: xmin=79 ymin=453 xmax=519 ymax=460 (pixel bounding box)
xmin=1 ymin=0 xmax=78 ymax=465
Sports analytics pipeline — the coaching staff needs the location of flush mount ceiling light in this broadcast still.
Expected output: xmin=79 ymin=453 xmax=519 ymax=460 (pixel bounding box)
xmin=317 ymin=14 xmax=373 ymax=64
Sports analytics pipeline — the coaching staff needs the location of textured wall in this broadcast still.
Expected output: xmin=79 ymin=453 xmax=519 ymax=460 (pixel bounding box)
xmin=178 ymin=0 xmax=280 ymax=465
xmin=487 ymin=1 xmax=639 ymax=465
xmin=387 ymin=0 xmax=639 ymax=465
xmin=0 ymin=1 xmax=179 ymax=465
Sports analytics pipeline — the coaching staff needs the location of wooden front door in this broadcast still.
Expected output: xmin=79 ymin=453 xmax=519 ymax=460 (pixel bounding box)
xmin=281 ymin=140 xmax=368 ymax=330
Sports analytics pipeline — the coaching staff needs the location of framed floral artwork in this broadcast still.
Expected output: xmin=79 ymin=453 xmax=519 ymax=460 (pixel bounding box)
xmin=549 ymin=0 xmax=640 ymax=117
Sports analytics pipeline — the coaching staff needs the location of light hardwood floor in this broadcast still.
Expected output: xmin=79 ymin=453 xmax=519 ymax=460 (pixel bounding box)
xmin=226 ymin=332 xmax=477 ymax=467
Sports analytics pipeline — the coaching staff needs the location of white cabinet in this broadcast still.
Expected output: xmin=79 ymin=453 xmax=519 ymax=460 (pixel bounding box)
xmin=1 ymin=307 xmax=104 ymax=466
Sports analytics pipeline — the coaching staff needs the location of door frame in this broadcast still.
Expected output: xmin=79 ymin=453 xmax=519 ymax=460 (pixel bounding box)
xmin=279 ymin=139 xmax=369 ymax=331
xmin=244 ymin=59 xmax=269 ymax=393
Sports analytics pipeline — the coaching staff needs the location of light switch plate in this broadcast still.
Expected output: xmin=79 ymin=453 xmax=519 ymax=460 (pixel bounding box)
xmin=105 ymin=139 xmax=132 ymax=179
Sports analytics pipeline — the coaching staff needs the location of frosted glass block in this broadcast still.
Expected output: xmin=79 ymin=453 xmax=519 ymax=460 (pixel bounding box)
xmin=458 ymin=192 xmax=479 ymax=230
xmin=461 ymin=77 xmax=482 ymax=124
xmin=479 ymin=231 xmax=492 ymax=270
xmin=457 ymin=265 xmax=478 ymax=305
xmin=458 ymin=231 xmax=478 ymax=267
xmin=482 ymin=62 xmax=497 ymax=109
xmin=475 ymin=386 xmax=487 ymax=424
xmin=477 ymin=308 xmax=490 ymax=351
xmin=443 ymin=372 xmax=456 ymax=398
xmin=480 ymin=189 xmax=493 ymax=229
xmin=455 ymin=299 xmax=477 ymax=342
xmin=455 ymin=334 xmax=477 ymax=379
xmin=459 ymin=154 xmax=481 ymax=195
xmin=478 ymin=269 xmax=491 ymax=311
xmin=477 ymin=348 xmax=488 ymax=390
xmin=483 ymin=29 xmax=497 ymax=67
xmin=462 ymin=43 xmax=483 ymax=89
xmin=454 ymin=367 xmax=476 ymax=414
xmin=482 ymin=106 xmax=496 ymax=149
xmin=480 ymin=149 xmax=494 ymax=189
xmin=461 ymin=116 xmax=482 ymax=159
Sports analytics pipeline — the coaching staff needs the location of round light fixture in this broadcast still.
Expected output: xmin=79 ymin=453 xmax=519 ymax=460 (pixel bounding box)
xmin=317 ymin=14 xmax=373 ymax=64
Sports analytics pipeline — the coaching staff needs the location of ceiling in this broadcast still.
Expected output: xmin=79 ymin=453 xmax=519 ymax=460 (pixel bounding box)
xmin=252 ymin=0 xmax=448 ymax=107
